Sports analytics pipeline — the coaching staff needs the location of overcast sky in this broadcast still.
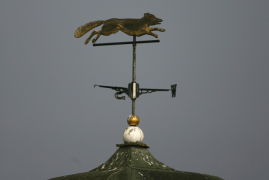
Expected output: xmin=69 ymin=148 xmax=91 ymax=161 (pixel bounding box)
xmin=1 ymin=1 xmax=269 ymax=180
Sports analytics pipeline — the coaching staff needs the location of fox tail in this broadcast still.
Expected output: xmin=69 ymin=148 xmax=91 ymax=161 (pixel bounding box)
xmin=74 ymin=20 xmax=104 ymax=38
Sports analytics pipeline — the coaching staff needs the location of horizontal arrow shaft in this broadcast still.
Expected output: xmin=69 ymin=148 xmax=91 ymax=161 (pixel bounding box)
xmin=93 ymin=40 xmax=160 ymax=46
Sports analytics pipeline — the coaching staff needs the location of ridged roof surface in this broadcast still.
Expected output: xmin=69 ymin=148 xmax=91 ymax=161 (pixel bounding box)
xmin=50 ymin=146 xmax=223 ymax=180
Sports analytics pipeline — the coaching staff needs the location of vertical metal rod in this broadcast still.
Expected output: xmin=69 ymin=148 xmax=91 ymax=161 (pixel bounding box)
xmin=132 ymin=36 xmax=136 ymax=115
xmin=132 ymin=100 xmax=135 ymax=115
xmin=132 ymin=36 xmax=136 ymax=82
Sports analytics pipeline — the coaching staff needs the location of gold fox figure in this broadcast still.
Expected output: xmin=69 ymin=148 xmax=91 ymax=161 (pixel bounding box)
xmin=74 ymin=13 xmax=165 ymax=44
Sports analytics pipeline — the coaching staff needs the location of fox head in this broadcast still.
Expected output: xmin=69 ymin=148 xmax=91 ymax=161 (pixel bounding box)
xmin=144 ymin=13 xmax=163 ymax=25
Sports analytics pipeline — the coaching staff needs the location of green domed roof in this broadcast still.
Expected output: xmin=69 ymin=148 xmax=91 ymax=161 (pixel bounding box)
xmin=50 ymin=145 xmax=223 ymax=180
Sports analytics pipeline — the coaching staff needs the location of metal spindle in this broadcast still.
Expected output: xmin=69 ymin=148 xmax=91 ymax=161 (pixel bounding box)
xmin=132 ymin=36 xmax=136 ymax=115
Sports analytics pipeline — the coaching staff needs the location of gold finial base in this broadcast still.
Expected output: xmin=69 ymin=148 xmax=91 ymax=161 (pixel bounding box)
xmin=127 ymin=115 xmax=140 ymax=126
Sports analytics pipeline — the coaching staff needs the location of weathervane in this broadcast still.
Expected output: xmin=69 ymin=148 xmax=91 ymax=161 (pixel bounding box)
xmin=75 ymin=13 xmax=176 ymax=146
xmin=49 ymin=13 xmax=223 ymax=180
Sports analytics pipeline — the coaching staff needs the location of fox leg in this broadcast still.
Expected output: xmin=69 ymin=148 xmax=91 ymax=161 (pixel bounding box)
xmin=145 ymin=27 xmax=166 ymax=38
xmin=85 ymin=30 xmax=100 ymax=44
xmin=92 ymin=33 xmax=101 ymax=43
xmin=148 ymin=27 xmax=165 ymax=32
xmin=146 ymin=31 xmax=158 ymax=38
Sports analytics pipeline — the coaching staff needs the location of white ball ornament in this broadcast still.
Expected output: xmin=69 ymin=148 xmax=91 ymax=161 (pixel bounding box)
xmin=123 ymin=126 xmax=144 ymax=143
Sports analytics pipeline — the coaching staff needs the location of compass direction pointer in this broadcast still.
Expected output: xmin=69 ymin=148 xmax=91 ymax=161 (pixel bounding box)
xmin=94 ymin=83 xmax=177 ymax=100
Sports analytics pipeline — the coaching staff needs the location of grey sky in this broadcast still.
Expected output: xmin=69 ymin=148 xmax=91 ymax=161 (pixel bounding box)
xmin=1 ymin=1 xmax=268 ymax=180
